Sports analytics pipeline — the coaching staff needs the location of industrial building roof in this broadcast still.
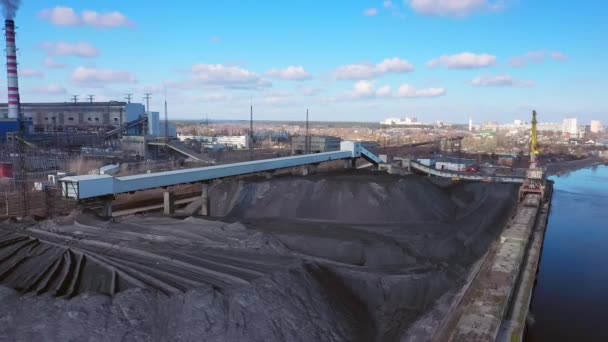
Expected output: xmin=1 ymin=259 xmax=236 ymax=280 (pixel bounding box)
xmin=0 ymin=102 xmax=128 ymax=107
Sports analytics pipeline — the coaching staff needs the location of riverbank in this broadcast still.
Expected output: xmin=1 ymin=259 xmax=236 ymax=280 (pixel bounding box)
xmin=544 ymin=157 xmax=606 ymax=176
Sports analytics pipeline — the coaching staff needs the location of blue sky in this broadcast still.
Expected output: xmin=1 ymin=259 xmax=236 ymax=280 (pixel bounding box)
xmin=7 ymin=0 xmax=608 ymax=123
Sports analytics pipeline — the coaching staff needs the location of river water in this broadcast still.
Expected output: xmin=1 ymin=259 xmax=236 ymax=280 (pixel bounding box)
xmin=526 ymin=165 xmax=608 ymax=341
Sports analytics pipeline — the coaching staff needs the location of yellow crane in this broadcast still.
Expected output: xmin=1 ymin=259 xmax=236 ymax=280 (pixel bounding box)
xmin=530 ymin=110 xmax=540 ymax=166
xmin=519 ymin=110 xmax=545 ymax=201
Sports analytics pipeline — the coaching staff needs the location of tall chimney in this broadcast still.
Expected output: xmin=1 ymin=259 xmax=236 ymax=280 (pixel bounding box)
xmin=5 ymin=19 xmax=20 ymax=119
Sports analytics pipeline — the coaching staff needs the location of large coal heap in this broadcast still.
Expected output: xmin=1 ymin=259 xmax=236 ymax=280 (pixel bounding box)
xmin=0 ymin=173 xmax=518 ymax=341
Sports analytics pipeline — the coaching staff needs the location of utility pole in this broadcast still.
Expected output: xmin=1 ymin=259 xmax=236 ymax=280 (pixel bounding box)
xmin=164 ymin=89 xmax=168 ymax=141
xmin=70 ymin=95 xmax=79 ymax=103
xmin=87 ymin=95 xmax=94 ymax=103
xmin=125 ymin=94 xmax=133 ymax=104
xmin=250 ymin=100 xmax=254 ymax=161
xmin=143 ymin=93 xmax=152 ymax=112
xmin=305 ymin=108 xmax=309 ymax=154
xmin=205 ymin=113 xmax=209 ymax=134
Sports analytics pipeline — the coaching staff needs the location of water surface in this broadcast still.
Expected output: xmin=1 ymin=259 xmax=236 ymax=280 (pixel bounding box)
xmin=526 ymin=165 xmax=608 ymax=341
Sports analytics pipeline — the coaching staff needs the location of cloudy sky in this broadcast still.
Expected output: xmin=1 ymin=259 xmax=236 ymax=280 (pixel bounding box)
xmin=8 ymin=0 xmax=608 ymax=123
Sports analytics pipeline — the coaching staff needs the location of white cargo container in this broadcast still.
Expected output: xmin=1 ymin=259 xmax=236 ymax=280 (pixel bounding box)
xmin=417 ymin=159 xmax=436 ymax=167
xmin=99 ymin=164 xmax=120 ymax=175
xmin=436 ymin=161 xmax=466 ymax=172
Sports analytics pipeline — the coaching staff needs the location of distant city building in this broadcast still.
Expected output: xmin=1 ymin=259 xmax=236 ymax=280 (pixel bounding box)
xmin=215 ymin=135 xmax=250 ymax=149
xmin=482 ymin=121 xmax=499 ymax=132
xmin=562 ymin=117 xmax=578 ymax=136
xmin=536 ymin=122 xmax=562 ymax=132
xmin=292 ymin=135 xmax=341 ymax=154
xmin=514 ymin=119 xmax=525 ymax=126
xmin=591 ymin=120 xmax=604 ymax=134
xmin=381 ymin=116 xmax=418 ymax=126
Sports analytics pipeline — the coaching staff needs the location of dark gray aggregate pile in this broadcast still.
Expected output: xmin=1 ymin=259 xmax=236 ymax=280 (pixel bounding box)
xmin=0 ymin=172 xmax=518 ymax=341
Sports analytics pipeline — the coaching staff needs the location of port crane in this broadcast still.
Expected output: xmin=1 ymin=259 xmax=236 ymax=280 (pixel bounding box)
xmin=519 ymin=110 xmax=545 ymax=200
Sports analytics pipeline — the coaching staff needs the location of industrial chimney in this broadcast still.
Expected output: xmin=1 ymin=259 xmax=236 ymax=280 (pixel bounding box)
xmin=5 ymin=19 xmax=20 ymax=119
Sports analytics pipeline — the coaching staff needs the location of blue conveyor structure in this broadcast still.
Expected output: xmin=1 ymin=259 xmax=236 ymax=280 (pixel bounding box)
xmin=59 ymin=141 xmax=382 ymax=200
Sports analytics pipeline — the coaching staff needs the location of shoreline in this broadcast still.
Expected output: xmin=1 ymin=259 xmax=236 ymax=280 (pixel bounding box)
xmin=543 ymin=157 xmax=607 ymax=176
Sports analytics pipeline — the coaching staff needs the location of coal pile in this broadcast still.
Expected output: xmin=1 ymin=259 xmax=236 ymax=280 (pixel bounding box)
xmin=0 ymin=172 xmax=518 ymax=342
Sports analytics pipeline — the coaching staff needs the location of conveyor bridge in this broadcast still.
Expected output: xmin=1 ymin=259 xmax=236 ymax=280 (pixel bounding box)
xmin=59 ymin=141 xmax=382 ymax=200
xmin=408 ymin=160 xmax=525 ymax=183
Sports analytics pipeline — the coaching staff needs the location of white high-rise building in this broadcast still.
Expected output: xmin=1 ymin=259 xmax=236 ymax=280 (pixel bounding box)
xmin=380 ymin=116 xmax=419 ymax=125
xmin=562 ymin=117 xmax=578 ymax=136
xmin=590 ymin=120 xmax=604 ymax=134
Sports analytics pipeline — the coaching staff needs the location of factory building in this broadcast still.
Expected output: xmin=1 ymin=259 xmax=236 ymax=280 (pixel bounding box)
xmin=215 ymin=135 xmax=250 ymax=149
xmin=0 ymin=102 xmax=145 ymax=134
xmin=292 ymin=135 xmax=341 ymax=154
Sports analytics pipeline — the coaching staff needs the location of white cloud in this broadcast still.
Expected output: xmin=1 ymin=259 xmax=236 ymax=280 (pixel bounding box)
xmin=508 ymin=50 xmax=568 ymax=67
xmin=188 ymin=63 xmax=271 ymax=89
xmin=41 ymin=42 xmax=99 ymax=58
xmin=38 ymin=6 xmax=134 ymax=28
xmin=350 ymin=80 xmax=376 ymax=98
xmin=261 ymin=93 xmax=295 ymax=106
xmin=334 ymin=57 xmax=414 ymax=80
xmin=346 ymin=81 xmax=445 ymax=99
xmin=427 ymin=52 xmax=496 ymax=69
xmin=296 ymin=85 xmax=324 ymax=96
xmin=265 ymin=66 xmax=311 ymax=81
xmin=363 ymin=8 xmax=379 ymax=16
xmin=376 ymin=85 xmax=392 ymax=97
xmin=550 ymin=51 xmax=567 ymax=61
xmin=471 ymin=74 xmax=535 ymax=87
xmin=407 ymin=0 xmax=502 ymax=17
xmin=210 ymin=36 xmax=221 ymax=43
xmin=43 ymin=57 xmax=67 ymax=68
xmin=195 ymin=93 xmax=233 ymax=102
xmin=71 ymin=67 xmax=137 ymax=86
xmin=20 ymin=68 xmax=44 ymax=78
xmin=30 ymin=84 xmax=67 ymax=95
xmin=383 ymin=1 xmax=394 ymax=8
xmin=395 ymin=84 xmax=446 ymax=97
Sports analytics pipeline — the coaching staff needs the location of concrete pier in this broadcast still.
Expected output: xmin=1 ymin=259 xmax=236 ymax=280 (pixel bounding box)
xmin=436 ymin=191 xmax=549 ymax=342
xmin=200 ymin=183 xmax=210 ymax=216
xmin=101 ymin=200 xmax=113 ymax=218
xmin=163 ymin=191 xmax=175 ymax=215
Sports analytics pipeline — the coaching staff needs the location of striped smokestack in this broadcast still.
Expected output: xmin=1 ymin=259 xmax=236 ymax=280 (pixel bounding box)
xmin=5 ymin=19 xmax=19 ymax=119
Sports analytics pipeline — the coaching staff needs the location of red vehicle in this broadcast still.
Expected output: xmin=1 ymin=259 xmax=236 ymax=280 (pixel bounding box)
xmin=465 ymin=165 xmax=479 ymax=173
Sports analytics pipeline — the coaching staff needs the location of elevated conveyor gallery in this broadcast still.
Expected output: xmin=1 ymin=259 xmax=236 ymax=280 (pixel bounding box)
xmin=408 ymin=160 xmax=525 ymax=183
xmin=59 ymin=141 xmax=382 ymax=201
xmin=146 ymin=140 xmax=209 ymax=162
xmin=104 ymin=116 xmax=148 ymax=139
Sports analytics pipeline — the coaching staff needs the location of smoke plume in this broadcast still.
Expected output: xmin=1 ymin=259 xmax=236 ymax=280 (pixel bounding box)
xmin=2 ymin=0 xmax=20 ymax=19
